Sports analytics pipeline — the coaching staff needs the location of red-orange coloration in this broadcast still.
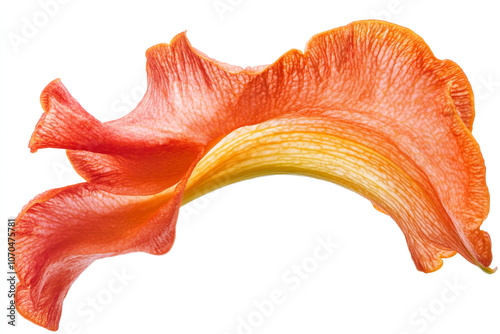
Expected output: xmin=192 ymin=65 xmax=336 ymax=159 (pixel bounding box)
xmin=15 ymin=20 xmax=493 ymax=330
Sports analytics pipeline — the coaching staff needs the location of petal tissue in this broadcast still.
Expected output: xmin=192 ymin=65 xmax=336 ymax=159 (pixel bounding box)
xmin=15 ymin=20 xmax=494 ymax=330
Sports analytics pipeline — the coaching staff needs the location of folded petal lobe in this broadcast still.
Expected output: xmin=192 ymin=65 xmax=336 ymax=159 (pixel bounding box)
xmin=15 ymin=156 xmax=200 ymax=330
xmin=33 ymin=79 xmax=204 ymax=195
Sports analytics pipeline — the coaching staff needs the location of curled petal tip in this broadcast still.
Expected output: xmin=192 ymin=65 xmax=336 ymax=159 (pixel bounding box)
xmin=482 ymin=267 xmax=497 ymax=275
xmin=477 ymin=262 xmax=497 ymax=275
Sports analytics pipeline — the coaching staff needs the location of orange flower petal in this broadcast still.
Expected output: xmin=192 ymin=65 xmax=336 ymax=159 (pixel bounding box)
xmin=15 ymin=157 xmax=199 ymax=330
xmin=15 ymin=20 xmax=493 ymax=330
xmin=182 ymin=115 xmax=491 ymax=273
xmin=31 ymin=79 xmax=204 ymax=195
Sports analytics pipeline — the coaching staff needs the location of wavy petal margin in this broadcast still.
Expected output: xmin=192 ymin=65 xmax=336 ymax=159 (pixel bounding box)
xmin=15 ymin=20 xmax=493 ymax=330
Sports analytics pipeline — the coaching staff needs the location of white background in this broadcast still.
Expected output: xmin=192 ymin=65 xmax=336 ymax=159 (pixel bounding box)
xmin=1 ymin=0 xmax=500 ymax=333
